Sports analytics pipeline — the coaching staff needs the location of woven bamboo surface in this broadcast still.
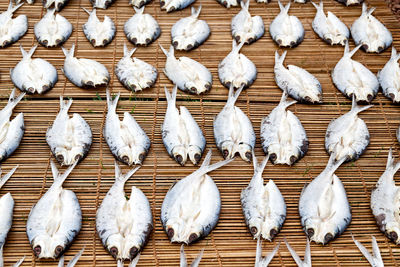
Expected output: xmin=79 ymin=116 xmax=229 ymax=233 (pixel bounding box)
xmin=0 ymin=0 xmax=400 ymax=266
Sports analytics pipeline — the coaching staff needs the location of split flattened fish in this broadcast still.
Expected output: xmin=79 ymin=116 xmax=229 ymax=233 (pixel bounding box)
xmin=124 ymin=6 xmax=160 ymax=46
xmin=11 ymin=45 xmax=58 ymax=94
xmin=34 ymin=9 xmax=72 ymax=48
xmin=311 ymin=1 xmax=349 ymax=46
xmin=274 ymin=51 xmax=322 ymax=104
xmin=299 ymin=154 xmax=351 ymax=245
xmin=335 ymin=0 xmax=363 ymax=6
xmin=62 ymin=44 xmax=110 ymax=88
xmin=351 ymin=3 xmax=392 ymax=53
xmin=218 ymin=40 xmax=257 ymax=89
xmin=180 ymin=245 xmax=203 ymax=267
xmin=115 ymin=44 xmax=158 ymax=92
xmin=104 ymin=89 xmax=151 ymax=166
xmin=241 ymin=154 xmax=286 ymax=241
xmin=90 ymin=0 xmax=115 ymax=9
xmin=260 ymin=92 xmax=308 ymax=165
xmin=160 ymin=0 xmax=195 ymax=12
xmin=162 ymin=85 xmax=206 ymax=166
xmin=96 ymin=163 xmax=152 ymax=261
xmin=371 ymin=148 xmax=400 ymax=245
xmin=171 ymin=6 xmax=210 ymax=51
xmin=46 ymin=97 xmax=92 ymax=166
xmin=0 ymin=89 xmax=25 ymax=162
xmin=269 ymin=0 xmax=304 ymax=48
xmin=231 ymin=0 xmax=264 ymax=45
xmin=129 ymin=0 xmax=151 ymax=8
xmin=285 ymin=238 xmax=311 ymax=267
xmin=160 ymin=44 xmax=212 ymax=95
xmin=213 ymin=85 xmax=255 ymax=162
xmin=216 ymin=0 xmax=239 ymax=8
xmin=161 ymin=150 xmax=232 ymax=244
xmin=378 ymin=46 xmax=400 ymax=104
xmin=332 ymin=41 xmax=379 ymax=104
xmin=254 ymin=238 xmax=279 ymax=267
xmin=57 ymin=248 xmax=84 ymax=267
xmin=352 ymin=235 xmax=384 ymax=267
xmin=0 ymin=2 xmax=27 ymax=48
xmin=43 ymin=0 xmax=69 ymax=11
xmin=26 ymin=161 xmax=81 ymax=259
xmin=82 ymin=8 xmax=116 ymax=47
xmin=325 ymin=96 xmax=371 ymax=162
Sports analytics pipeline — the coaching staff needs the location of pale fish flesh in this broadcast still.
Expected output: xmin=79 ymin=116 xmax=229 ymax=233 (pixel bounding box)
xmin=82 ymin=7 xmax=116 ymax=47
xmin=285 ymin=238 xmax=312 ymax=267
xmin=254 ymin=238 xmax=279 ymax=267
xmin=180 ymin=245 xmax=203 ymax=267
xmin=124 ymin=6 xmax=160 ymax=46
xmin=43 ymin=0 xmax=69 ymax=11
xmin=0 ymin=2 xmax=27 ymax=48
xmin=378 ymin=46 xmax=400 ymax=104
xmin=352 ymin=235 xmax=384 ymax=267
xmin=160 ymin=0 xmax=195 ymax=12
xmin=57 ymin=248 xmax=84 ymax=267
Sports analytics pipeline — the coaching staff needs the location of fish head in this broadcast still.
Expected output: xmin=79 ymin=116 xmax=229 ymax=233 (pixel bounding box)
xmin=54 ymin=147 xmax=83 ymax=166
xmin=384 ymin=222 xmax=400 ymax=244
xmin=268 ymin=145 xmax=300 ymax=165
xmin=106 ymin=234 xmax=143 ymax=260
xmin=361 ymin=40 xmax=386 ymax=54
xmin=188 ymin=146 xmax=203 ymax=165
xmin=31 ymin=235 xmax=69 ymax=259
xmin=323 ymin=33 xmax=347 ymax=46
xmin=303 ymin=217 xmax=338 ymax=245
xmin=165 ymin=220 xmax=202 ymax=245
xmin=117 ymin=147 xmax=146 ymax=166
xmin=171 ymin=146 xmax=188 ymax=166
xmin=237 ymin=143 xmax=252 ymax=162
xmin=248 ymin=217 xmax=280 ymax=241
xmin=275 ymin=34 xmax=301 ymax=48
xmin=220 ymin=141 xmax=234 ymax=160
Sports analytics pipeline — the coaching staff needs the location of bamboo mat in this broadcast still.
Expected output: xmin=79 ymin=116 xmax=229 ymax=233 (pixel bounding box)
xmin=0 ymin=0 xmax=400 ymax=266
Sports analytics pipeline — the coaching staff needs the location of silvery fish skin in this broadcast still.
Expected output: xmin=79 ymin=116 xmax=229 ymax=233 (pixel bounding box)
xmin=82 ymin=8 xmax=116 ymax=47
xmin=285 ymin=239 xmax=312 ymax=267
xmin=160 ymin=44 xmax=212 ymax=95
xmin=218 ymin=40 xmax=257 ymax=89
xmin=160 ymin=0 xmax=194 ymax=12
xmin=124 ymin=7 xmax=160 ymax=46
xmin=180 ymin=245 xmax=203 ymax=267
xmin=115 ymin=44 xmax=158 ymax=92
xmin=260 ymin=92 xmax=308 ymax=165
xmin=104 ymin=89 xmax=151 ymax=166
xmin=162 ymin=85 xmax=206 ymax=166
xmin=96 ymin=163 xmax=152 ymax=261
xmin=62 ymin=44 xmax=110 ymax=88
xmin=130 ymin=0 xmax=151 ymax=8
xmin=254 ymin=238 xmax=279 ymax=267
xmin=335 ymin=0 xmax=363 ymax=6
xmin=57 ymin=248 xmax=84 ymax=267
xmin=352 ymin=236 xmax=384 ymax=267
xmin=90 ymin=0 xmax=115 ymax=9
xmin=299 ymin=155 xmax=351 ymax=245
xmin=0 ymin=2 xmax=27 ymax=48
xmin=171 ymin=6 xmax=210 ymax=51
xmin=351 ymin=3 xmax=392 ymax=53
xmin=216 ymin=0 xmax=239 ymax=8
xmin=378 ymin=47 xmax=400 ymax=104
xmin=46 ymin=97 xmax=92 ymax=166
xmin=0 ymin=88 xmax=25 ymax=162
xmin=43 ymin=0 xmax=69 ymax=11
xmin=332 ymin=42 xmax=379 ymax=104
xmin=269 ymin=0 xmax=304 ymax=48
xmin=274 ymin=51 xmax=322 ymax=104
xmin=161 ymin=150 xmax=232 ymax=244
xmin=26 ymin=161 xmax=81 ymax=259
xmin=231 ymin=0 xmax=264 ymax=45
xmin=241 ymin=154 xmax=286 ymax=241
xmin=325 ymin=96 xmax=371 ymax=162
xmin=213 ymin=85 xmax=255 ymax=162
xmin=11 ymin=45 xmax=58 ymax=94
xmin=371 ymin=149 xmax=400 ymax=245
xmin=34 ymin=9 xmax=72 ymax=48
xmin=311 ymin=1 xmax=349 ymax=46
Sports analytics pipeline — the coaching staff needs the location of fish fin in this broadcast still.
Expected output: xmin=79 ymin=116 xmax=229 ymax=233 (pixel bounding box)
xmin=8 ymin=1 xmax=23 ymax=13
xmin=59 ymin=96 xmax=73 ymax=114
xmin=226 ymin=84 xmax=244 ymax=107
xmin=350 ymin=95 xmax=372 ymax=114
xmin=123 ymin=43 xmax=136 ymax=57
xmin=129 ymin=254 xmax=140 ymax=267
xmin=189 ymin=150 xmax=233 ymax=179
xmin=61 ymin=44 xmax=75 ymax=58
xmin=285 ymin=239 xmax=304 ymax=266
xmin=190 ymin=248 xmax=204 ymax=267
xmin=66 ymin=248 xmax=84 ymax=267
xmin=114 ymin=161 xmax=141 ymax=185
xmin=106 ymin=88 xmax=120 ymax=113
xmin=165 ymin=85 xmax=177 ymax=107
xmin=304 ymin=238 xmax=312 ymax=266
xmin=81 ymin=7 xmax=91 ymax=15
xmin=6 ymin=88 xmax=25 ymax=115
xmin=352 ymin=235 xmax=376 ymax=266
xmin=134 ymin=6 xmax=144 ymax=14
xmin=274 ymin=50 xmax=287 ymax=65
xmin=51 ymin=160 xmax=77 ymax=187
xmin=0 ymin=165 xmax=18 ymax=190
xmin=191 ymin=5 xmax=202 ymax=18
xmin=180 ymin=245 xmax=188 ymax=267
xmin=371 ymin=236 xmax=383 ymax=265
xmin=12 ymin=256 xmax=25 ymax=267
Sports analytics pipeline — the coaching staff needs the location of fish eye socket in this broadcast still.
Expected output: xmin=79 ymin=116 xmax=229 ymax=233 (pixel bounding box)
xmin=54 ymin=245 xmax=64 ymax=257
xmin=389 ymin=231 xmax=398 ymax=242
xmin=324 ymin=233 xmax=334 ymax=244
xmin=270 ymin=228 xmax=278 ymax=239
xmin=33 ymin=245 xmax=41 ymax=256
xmin=306 ymin=228 xmax=314 ymax=238
xmin=129 ymin=246 xmax=139 ymax=259
xmin=138 ymin=153 xmax=145 ymax=163
xmin=74 ymin=154 xmax=82 ymax=162
xmin=269 ymin=153 xmax=277 ymax=161
xmin=167 ymin=227 xmax=174 ymax=239
xmin=121 ymin=156 xmax=130 ymax=164
xmin=188 ymin=233 xmax=199 ymax=244
xmin=110 ymin=246 xmax=118 ymax=258
xmin=250 ymin=226 xmax=258 ymax=236
xmin=56 ymin=154 xmax=64 ymax=163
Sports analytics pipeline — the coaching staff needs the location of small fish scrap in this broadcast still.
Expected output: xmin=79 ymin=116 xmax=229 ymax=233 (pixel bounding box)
xmin=129 ymin=0 xmax=151 ymax=8
xmin=352 ymin=235 xmax=384 ymax=267
xmin=57 ymin=248 xmax=84 ymax=267
xmin=378 ymin=46 xmax=400 ymax=104
xmin=124 ymin=6 xmax=160 ymax=46
xmin=43 ymin=0 xmax=69 ymax=11
xmin=254 ymin=238 xmax=279 ymax=267
xmin=0 ymin=2 xmax=28 ymax=48
xmin=160 ymin=0 xmax=195 ymax=12
xmin=216 ymin=0 xmax=240 ymax=8
xmin=335 ymin=0 xmax=363 ymax=6
xmin=90 ymin=0 xmax=115 ymax=9
xmin=285 ymin=238 xmax=312 ymax=267
xmin=82 ymin=7 xmax=116 ymax=47
xmin=180 ymin=245 xmax=203 ymax=267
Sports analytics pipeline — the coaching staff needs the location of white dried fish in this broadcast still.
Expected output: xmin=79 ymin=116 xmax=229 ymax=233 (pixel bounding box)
xmin=46 ymin=97 xmax=92 ymax=166
xmin=216 ymin=0 xmax=239 ymax=8
xmin=351 ymin=3 xmax=392 ymax=53
xmin=241 ymin=154 xmax=286 ymax=241
xmin=274 ymin=51 xmax=322 ymax=104
xmin=129 ymin=0 xmax=151 ymax=8
xmin=62 ymin=44 xmax=110 ymax=88
xmin=90 ymin=0 xmax=115 ymax=9
xmin=260 ymin=92 xmax=308 ymax=165
xmin=218 ymin=40 xmax=257 ymax=89
xmin=82 ymin=7 xmax=116 ymax=47
xmin=115 ymin=44 xmax=158 ymax=92
xmin=332 ymin=41 xmax=379 ymax=104
xmin=124 ymin=6 xmax=160 ymax=46
xmin=285 ymin=238 xmax=312 ymax=267
xmin=57 ymin=248 xmax=84 ymax=267
xmin=378 ymin=46 xmax=400 ymax=103
xmin=311 ymin=1 xmax=349 ymax=46
xmin=34 ymin=9 xmax=72 ymax=48
xmin=104 ymin=89 xmax=151 ymax=166
xmin=180 ymin=245 xmax=203 ymax=267
xmin=162 ymin=85 xmax=206 ymax=166
xmin=160 ymin=0 xmax=195 ymax=12
xmin=96 ymin=163 xmax=152 ymax=261
xmin=269 ymin=0 xmax=304 ymax=48
xmin=160 ymin=44 xmax=212 ymax=95
xmin=254 ymin=238 xmax=280 ymax=267
xmin=26 ymin=161 xmax=81 ymax=259
xmin=0 ymin=2 xmax=27 ymax=48
xmin=161 ymin=150 xmax=232 ymax=244
xmin=43 ymin=0 xmax=69 ymax=11
xmin=352 ymin=235 xmax=384 ymax=267
xmin=335 ymin=0 xmax=363 ymax=6
xmin=11 ymin=45 xmax=58 ymax=94
xmin=231 ymin=0 xmax=264 ymax=45
xmin=171 ymin=6 xmax=210 ymax=51
xmin=213 ymin=85 xmax=255 ymax=162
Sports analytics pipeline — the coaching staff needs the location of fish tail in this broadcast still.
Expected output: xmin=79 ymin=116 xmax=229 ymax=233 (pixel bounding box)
xmin=241 ymin=0 xmax=249 ymax=10
xmin=226 ymin=84 xmax=244 ymax=107
xmin=0 ymin=245 xmax=3 ymax=267
xmin=352 ymin=235 xmax=376 ymax=266
xmin=0 ymin=165 xmax=18 ymax=190
xmin=232 ymin=39 xmax=245 ymax=54
xmin=350 ymin=95 xmax=372 ymax=114
xmin=304 ymin=238 xmax=312 ymax=266
xmin=190 ymin=248 xmax=204 ymax=267
xmin=59 ymin=96 xmax=73 ymax=114
xmin=6 ymin=88 xmax=25 ymax=113
xmin=129 ymin=254 xmax=140 ymax=267
xmin=134 ymin=6 xmax=145 ymax=14
xmin=345 ymin=41 xmax=362 ymax=58
xmin=385 ymin=148 xmax=400 ymax=174
xmin=8 ymin=1 xmax=24 ymax=14
xmin=285 ymin=239 xmax=304 ymax=266
xmin=362 ymin=3 xmax=375 ymax=16
xmin=277 ymin=0 xmax=285 ymax=11
xmin=65 ymin=248 xmax=84 ymax=267
xmin=311 ymin=0 xmax=322 ymax=10
xmin=192 ymin=150 xmax=233 ymax=178
xmin=278 ymin=91 xmax=297 ymax=109
xmin=191 ymin=5 xmax=202 ymax=17
xmin=257 ymin=238 xmax=280 ymax=266
xmin=106 ymin=88 xmax=120 ymax=113
xmin=326 ymin=152 xmax=346 ymax=174
xmin=165 ymin=85 xmax=177 ymax=107
xmin=114 ymin=161 xmax=141 ymax=185
xmin=123 ymin=43 xmax=136 ymax=57
xmin=61 ymin=43 xmax=75 ymax=58
xmin=274 ymin=50 xmax=287 ymax=66
xmin=12 ymin=256 xmax=25 ymax=267
xmin=253 ymin=152 xmax=269 ymax=175
xmin=51 ymin=160 xmax=77 ymax=187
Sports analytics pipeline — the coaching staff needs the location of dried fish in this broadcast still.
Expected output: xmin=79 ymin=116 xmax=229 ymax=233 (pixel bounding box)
xmin=0 ymin=2 xmax=27 ymax=48
xmin=285 ymin=238 xmax=312 ymax=267
xmin=378 ymin=46 xmax=400 ymax=104
xmin=82 ymin=7 xmax=116 ymax=47
xmin=125 ymin=6 xmax=160 ymax=46
xmin=352 ymin=235 xmax=384 ymax=267
xmin=160 ymin=0 xmax=195 ymax=12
